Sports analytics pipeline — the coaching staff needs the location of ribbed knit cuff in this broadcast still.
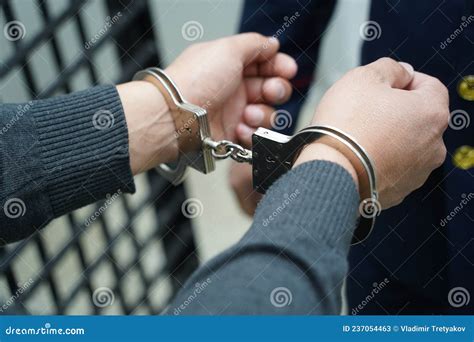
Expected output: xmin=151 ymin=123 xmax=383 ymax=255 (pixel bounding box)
xmin=32 ymin=85 xmax=135 ymax=217
xmin=252 ymin=160 xmax=359 ymax=253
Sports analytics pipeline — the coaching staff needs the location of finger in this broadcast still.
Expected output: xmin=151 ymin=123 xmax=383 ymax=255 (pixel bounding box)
xmin=235 ymin=123 xmax=256 ymax=147
xmin=259 ymin=53 xmax=298 ymax=79
xmin=409 ymin=72 xmax=449 ymax=106
xmin=233 ymin=33 xmax=280 ymax=65
xmin=243 ymin=104 xmax=275 ymax=128
xmin=245 ymin=77 xmax=293 ymax=105
xmin=244 ymin=53 xmax=298 ymax=79
xmin=364 ymin=57 xmax=414 ymax=89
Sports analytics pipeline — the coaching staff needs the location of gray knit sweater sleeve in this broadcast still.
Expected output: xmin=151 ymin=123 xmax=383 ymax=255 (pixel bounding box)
xmin=0 ymin=85 xmax=135 ymax=244
xmin=168 ymin=161 xmax=359 ymax=315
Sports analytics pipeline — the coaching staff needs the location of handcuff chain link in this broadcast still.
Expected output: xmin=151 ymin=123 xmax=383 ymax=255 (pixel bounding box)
xmin=204 ymin=138 xmax=252 ymax=164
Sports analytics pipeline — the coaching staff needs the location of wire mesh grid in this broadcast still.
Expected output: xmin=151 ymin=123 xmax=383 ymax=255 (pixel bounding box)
xmin=0 ymin=0 xmax=198 ymax=315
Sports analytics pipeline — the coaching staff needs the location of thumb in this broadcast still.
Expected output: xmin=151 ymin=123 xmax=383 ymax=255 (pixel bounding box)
xmin=232 ymin=33 xmax=280 ymax=65
xmin=365 ymin=57 xmax=415 ymax=89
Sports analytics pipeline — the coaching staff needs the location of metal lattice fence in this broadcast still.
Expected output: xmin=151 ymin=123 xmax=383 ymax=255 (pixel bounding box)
xmin=0 ymin=0 xmax=198 ymax=315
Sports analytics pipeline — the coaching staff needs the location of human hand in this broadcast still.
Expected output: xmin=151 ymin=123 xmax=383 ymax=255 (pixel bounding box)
xmin=166 ymin=33 xmax=297 ymax=147
xmin=295 ymin=58 xmax=449 ymax=209
xmin=119 ymin=33 xmax=297 ymax=174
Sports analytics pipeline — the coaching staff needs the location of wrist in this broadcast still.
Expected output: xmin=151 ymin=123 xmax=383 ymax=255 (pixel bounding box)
xmin=293 ymin=142 xmax=359 ymax=189
xmin=117 ymin=81 xmax=178 ymax=175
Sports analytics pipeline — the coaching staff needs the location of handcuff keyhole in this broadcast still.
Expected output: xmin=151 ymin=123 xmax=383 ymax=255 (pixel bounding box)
xmin=266 ymin=155 xmax=276 ymax=163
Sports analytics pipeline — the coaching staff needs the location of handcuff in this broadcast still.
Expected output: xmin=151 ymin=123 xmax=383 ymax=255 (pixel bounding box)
xmin=133 ymin=68 xmax=379 ymax=245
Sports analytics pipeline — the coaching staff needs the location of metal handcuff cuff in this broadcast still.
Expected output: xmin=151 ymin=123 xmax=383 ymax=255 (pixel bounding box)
xmin=133 ymin=68 xmax=379 ymax=245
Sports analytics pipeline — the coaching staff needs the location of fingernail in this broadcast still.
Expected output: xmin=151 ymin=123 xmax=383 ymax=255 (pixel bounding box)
xmin=245 ymin=105 xmax=264 ymax=126
xmin=399 ymin=62 xmax=414 ymax=75
xmin=273 ymin=80 xmax=286 ymax=101
xmin=277 ymin=83 xmax=286 ymax=100
xmin=267 ymin=36 xmax=278 ymax=45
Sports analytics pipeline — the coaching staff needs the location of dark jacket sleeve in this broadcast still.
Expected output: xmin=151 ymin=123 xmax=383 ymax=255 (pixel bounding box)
xmin=240 ymin=0 xmax=337 ymax=134
xmin=0 ymin=85 xmax=135 ymax=244
xmin=168 ymin=161 xmax=359 ymax=315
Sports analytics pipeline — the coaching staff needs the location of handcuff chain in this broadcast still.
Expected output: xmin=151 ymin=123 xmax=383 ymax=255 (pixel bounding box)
xmin=204 ymin=138 xmax=252 ymax=164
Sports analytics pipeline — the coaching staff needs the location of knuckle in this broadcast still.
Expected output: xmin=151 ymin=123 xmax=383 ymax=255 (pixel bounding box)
xmin=357 ymin=65 xmax=384 ymax=83
xmin=377 ymin=57 xmax=397 ymax=67
xmin=428 ymin=76 xmax=448 ymax=96
xmin=375 ymin=57 xmax=399 ymax=72
xmin=434 ymin=144 xmax=447 ymax=167
xmin=241 ymin=32 xmax=264 ymax=44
